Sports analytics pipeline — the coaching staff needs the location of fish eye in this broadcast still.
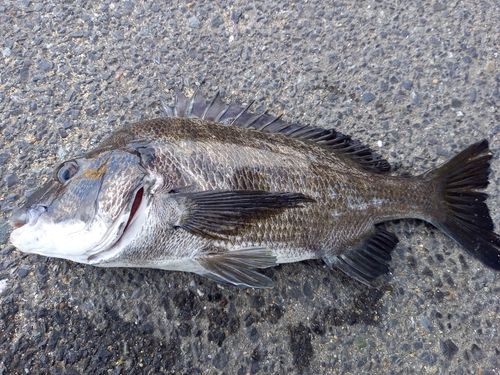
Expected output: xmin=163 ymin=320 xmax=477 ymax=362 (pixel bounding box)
xmin=55 ymin=161 xmax=79 ymax=182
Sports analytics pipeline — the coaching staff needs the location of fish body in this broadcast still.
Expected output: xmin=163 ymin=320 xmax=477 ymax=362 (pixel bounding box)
xmin=10 ymin=90 xmax=500 ymax=288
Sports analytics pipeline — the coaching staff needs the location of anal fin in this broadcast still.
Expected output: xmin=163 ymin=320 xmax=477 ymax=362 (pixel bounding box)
xmin=196 ymin=247 xmax=276 ymax=288
xmin=326 ymin=228 xmax=398 ymax=287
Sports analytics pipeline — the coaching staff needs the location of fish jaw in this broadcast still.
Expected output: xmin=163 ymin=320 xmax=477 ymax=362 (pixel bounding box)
xmin=10 ymin=214 xmax=109 ymax=264
xmin=85 ymin=186 xmax=150 ymax=265
xmin=10 ymin=188 xmax=147 ymax=265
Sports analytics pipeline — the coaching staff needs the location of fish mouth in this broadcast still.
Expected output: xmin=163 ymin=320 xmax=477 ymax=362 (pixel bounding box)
xmin=123 ymin=187 xmax=144 ymax=236
xmin=10 ymin=205 xmax=109 ymax=262
xmin=10 ymin=204 xmax=47 ymax=229
xmin=86 ymin=186 xmax=147 ymax=263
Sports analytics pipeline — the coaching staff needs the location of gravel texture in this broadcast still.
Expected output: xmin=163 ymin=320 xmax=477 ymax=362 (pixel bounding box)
xmin=1 ymin=1 xmax=500 ymax=374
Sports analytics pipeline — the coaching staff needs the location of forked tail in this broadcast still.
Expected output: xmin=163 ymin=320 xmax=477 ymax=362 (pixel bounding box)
xmin=427 ymin=140 xmax=500 ymax=270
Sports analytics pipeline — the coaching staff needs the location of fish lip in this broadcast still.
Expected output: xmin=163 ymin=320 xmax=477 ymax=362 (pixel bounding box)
xmin=10 ymin=205 xmax=48 ymax=249
xmin=10 ymin=213 xmax=106 ymax=262
xmin=10 ymin=205 xmax=47 ymax=228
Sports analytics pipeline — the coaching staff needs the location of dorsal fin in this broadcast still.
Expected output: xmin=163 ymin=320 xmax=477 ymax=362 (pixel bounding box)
xmin=161 ymin=89 xmax=391 ymax=173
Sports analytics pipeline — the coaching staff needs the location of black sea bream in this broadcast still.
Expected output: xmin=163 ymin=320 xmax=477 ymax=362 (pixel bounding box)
xmin=10 ymin=89 xmax=500 ymax=288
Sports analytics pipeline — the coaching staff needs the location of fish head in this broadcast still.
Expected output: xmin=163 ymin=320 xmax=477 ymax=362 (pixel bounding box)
xmin=10 ymin=149 xmax=147 ymax=264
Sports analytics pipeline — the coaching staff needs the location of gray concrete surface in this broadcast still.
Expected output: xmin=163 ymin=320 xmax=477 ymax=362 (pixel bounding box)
xmin=1 ymin=1 xmax=499 ymax=374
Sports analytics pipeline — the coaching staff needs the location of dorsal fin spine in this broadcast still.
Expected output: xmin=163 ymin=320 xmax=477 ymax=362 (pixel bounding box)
xmin=256 ymin=115 xmax=283 ymax=131
xmin=214 ymin=103 xmax=231 ymax=122
xmin=242 ymin=113 xmax=265 ymax=128
xmin=231 ymin=101 xmax=254 ymax=126
xmin=268 ymin=122 xmax=292 ymax=133
xmin=185 ymin=88 xmax=198 ymax=117
xmin=201 ymin=92 xmax=220 ymax=120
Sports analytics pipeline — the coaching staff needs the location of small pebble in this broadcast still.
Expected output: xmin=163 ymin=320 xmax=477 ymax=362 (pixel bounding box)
xmin=188 ymin=17 xmax=200 ymax=28
xmin=0 ymin=153 xmax=9 ymax=165
xmin=1 ymin=245 xmax=16 ymax=255
xmin=441 ymin=339 xmax=459 ymax=360
xmin=113 ymin=31 xmax=124 ymax=41
xmin=58 ymin=128 xmax=69 ymax=138
xmin=402 ymin=80 xmax=413 ymax=90
xmin=362 ymin=92 xmax=376 ymax=104
xmin=485 ymin=61 xmax=495 ymax=73
xmin=411 ymin=92 xmax=421 ymax=105
xmin=420 ymin=315 xmax=431 ymax=332
xmin=38 ymin=60 xmax=53 ymax=71
xmin=420 ymin=351 xmax=436 ymax=365
xmin=231 ymin=10 xmax=242 ymax=23
xmin=468 ymin=88 xmax=477 ymax=103
xmin=211 ymin=15 xmax=224 ymax=28
xmin=18 ymin=265 xmax=30 ymax=278
xmin=0 ymin=218 xmax=9 ymax=244
xmin=6 ymin=174 xmax=19 ymax=188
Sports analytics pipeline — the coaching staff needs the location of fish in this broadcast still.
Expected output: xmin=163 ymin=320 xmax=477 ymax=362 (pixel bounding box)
xmin=9 ymin=89 xmax=500 ymax=288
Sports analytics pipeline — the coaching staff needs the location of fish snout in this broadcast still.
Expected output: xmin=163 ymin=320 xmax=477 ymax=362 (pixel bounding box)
xmin=10 ymin=205 xmax=47 ymax=228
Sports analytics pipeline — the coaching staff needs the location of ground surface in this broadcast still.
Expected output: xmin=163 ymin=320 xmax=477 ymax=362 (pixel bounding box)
xmin=1 ymin=1 xmax=499 ymax=374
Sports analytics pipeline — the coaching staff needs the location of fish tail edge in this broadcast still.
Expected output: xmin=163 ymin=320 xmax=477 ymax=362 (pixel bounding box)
xmin=428 ymin=139 xmax=500 ymax=270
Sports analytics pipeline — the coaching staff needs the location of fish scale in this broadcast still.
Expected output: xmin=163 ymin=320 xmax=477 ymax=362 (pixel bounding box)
xmin=127 ymin=119 xmax=401 ymax=255
xmin=9 ymin=90 xmax=500 ymax=289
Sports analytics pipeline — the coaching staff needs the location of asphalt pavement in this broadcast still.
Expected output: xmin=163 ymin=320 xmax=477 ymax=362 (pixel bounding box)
xmin=1 ymin=1 xmax=499 ymax=374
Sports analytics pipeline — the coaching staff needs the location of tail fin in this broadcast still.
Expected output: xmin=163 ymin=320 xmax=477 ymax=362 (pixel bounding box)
xmin=428 ymin=140 xmax=500 ymax=270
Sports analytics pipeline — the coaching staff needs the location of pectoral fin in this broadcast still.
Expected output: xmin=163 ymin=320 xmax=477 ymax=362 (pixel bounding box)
xmin=196 ymin=247 xmax=276 ymax=288
xmin=173 ymin=189 xmax=314 ymax=239
xmin=324 ymin=228 xmax=399 ymax=287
